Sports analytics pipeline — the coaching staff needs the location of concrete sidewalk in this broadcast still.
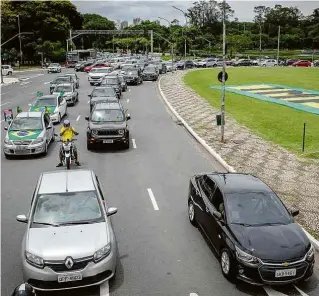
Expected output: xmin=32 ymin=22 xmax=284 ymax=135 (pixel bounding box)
xmin=159 ymin=70 xmax=319 ymax=240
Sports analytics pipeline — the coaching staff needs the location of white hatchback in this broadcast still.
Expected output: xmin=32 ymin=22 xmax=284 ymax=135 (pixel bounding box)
xmin=2 ymin=65 xmax=13 ymax=75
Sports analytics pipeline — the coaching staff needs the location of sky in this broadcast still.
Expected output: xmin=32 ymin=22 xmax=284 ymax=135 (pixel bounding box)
xmin=72 ymin=0 xmax=319 ymax=25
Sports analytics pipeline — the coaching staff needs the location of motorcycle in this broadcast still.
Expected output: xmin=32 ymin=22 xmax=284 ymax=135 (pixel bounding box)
xmin=56 ymin=136 xmax=77 ymax=170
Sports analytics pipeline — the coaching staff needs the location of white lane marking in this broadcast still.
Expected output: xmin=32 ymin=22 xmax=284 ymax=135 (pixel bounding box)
xmin=147 ymin=188 xmax=159 ymax=211
xmin=100 ymin=281 xmax=109 ymax=296
xmin=128 ymin=88 xmax=131 ymax=92
xmin=0 ymin=102 xmax=10 ymax=107
xmin=1 ymin=119 xmax=4 ymax=123
xmin=132 ymin=138 xmax=137 ymax=149
xmin=127 ymin=98 xmax=129 ymax=103
xmin=87 ymin=100 xmax=90 ymax=103
xmin=294 ymin=286 xmax=309 ymax=296
xmin=263 ymin=286 xmax=288 ymax=296
xmin=76 ymin=115 xmax=81 ymax=121
xmin=44 ymin=81 xmax=51 ymax=84
xmin=1 ymin=92 xmax=8 ymax=95
xmin=190 ymin=294 xmax=199 ymax=296
xmin=20 ymin=81 xmax=32 ymax=86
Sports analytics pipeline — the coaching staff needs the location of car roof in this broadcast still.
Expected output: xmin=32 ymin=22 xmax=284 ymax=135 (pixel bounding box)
xmin=94 ymin=102 xmax=123 ymax=110
xmin=104 ymin=75 xmax=118 ymax=79
xmin=38 ymin=170 xmax=96 ymax=194
xmin=206 ymin=173 xmax=272 ymax=194
xmin=64 ymin=73 xmax=76 ymax=76
xmin=16 ymin=111 xmax=43 ymax=118
xmin=55 ymin=83 xmax=72 ymax=87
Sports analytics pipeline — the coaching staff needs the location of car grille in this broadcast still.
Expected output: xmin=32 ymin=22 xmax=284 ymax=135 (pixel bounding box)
xmin=28 ymin=270 xmax=112 ymax=290
xmin=13 ymin=140 xmax=33 ymax=145
xmin=97 ymin=130 xmax=119 ymax=136
xmin=258 ymin=261 xmax=308 ymax=282
xmin=45 ymin=256 xmax=92 ymax=272
xmin=90 ymin=76 xmax=101 ymax=80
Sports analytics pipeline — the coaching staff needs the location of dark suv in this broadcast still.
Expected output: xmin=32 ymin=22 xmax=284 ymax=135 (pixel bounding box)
xmin=101 ymin=75 xmax=122 ymax=99
xmin=88 ymin=86 xmax=119 ymax=112
xmin=85 ymin=102 xmax=131 ymax=150
xmin=123 ymin=68 xmax=143 ymax=85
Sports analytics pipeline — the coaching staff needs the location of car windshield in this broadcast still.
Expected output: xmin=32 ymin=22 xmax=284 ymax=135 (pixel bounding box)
xmin=103 ymin=78 xmax=117 ymax=85
xmin=92 ymin=88 xmax=115 ymax=97
xmin=144 ymin=67 xmax=155 ymax=72
xmin=32 ymin=191 xmax=103 ymax=226
xmin=50 ymin=64 xmax=59 ymax=67
xmin=65 ymin=74 xmax=76 ymax=79
xmin=53 ymin=78 xmax=70 ymax=84
xmin=10 ymin=117 xmax=43 ymax=131
xmin=127 ymin=70 xmax=138 ymax=74
xmin=34 ymin=98 xmax=56 ymax=106
xmin=91 ymin=109 xmax=124 ymax=122
xmin=226 ymin=191 xmax=292 ymax=226
xmin=91 ymin=68 xmax=110 ymax=73
xmin=55 ymin=85 xmax=72 ymax=92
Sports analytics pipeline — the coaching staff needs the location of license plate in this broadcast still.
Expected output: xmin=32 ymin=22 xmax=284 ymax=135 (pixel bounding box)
xmin=15 ymin=145 xmax=25 ymax=150
xmin=103 ymin=140 xmax=113 ymax=143
xmin=275 ymin=268 xmax=296 ymax=278
xmin=58 ymin=272 xmax=82 ymax=283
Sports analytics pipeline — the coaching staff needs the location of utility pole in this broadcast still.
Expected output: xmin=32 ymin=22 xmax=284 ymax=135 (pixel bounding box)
xmin=221 ymin=0 xmax=226 ymax=143
xmin=172 ymin=6 xmax=188 ymax=57
xmin=112 ymin=36 xmax=115 ymax=53
xmin=158 ymin=16 xmax=174 ymax=70
xmin=150 ymin=30 xmax=153 ymax=57
xmin=259 ymin=22 xmax=262 ymax=63
xmin=17 ymin=15 xmax=23 ymax=66
xmin=276 ymin=25 xmax=280 ymax=65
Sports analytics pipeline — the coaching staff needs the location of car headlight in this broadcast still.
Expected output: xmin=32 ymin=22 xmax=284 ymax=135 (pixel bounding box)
xmin=118 ymin=129 xmax=124 ymax=135
xmin=91 ymin=130 xmax=97 ymax=135
xmin=4 ymin=138 xmax=11 ymax=144
xmin=306 ymin=245 xmax=314 ymax=262
xmin=25 ymin=251 xmax=44 ymax=268
xmin=33 ymin=137 xmax=44 ymax=144
xmin=235 ymin=245 xmax=260 ymax=267
xmin=94 ymin=243 xmax=111 ymax=263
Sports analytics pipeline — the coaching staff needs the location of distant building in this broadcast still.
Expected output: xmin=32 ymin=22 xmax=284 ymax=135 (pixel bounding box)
xmin=116 ymin=20 xmax=121 ymax=30
xmin=120 ymin=20 xmax=128 ymax=29
xmin=133 ymin=18 xmax=141 ymax=25
xmin=154 ymin=20 xmax=160 ymax=25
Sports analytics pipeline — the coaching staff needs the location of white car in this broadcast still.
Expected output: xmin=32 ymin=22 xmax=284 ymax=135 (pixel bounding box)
xmin=48 ymin=63 xmax=61 ymax=73
xmin=261 ymin=59 xmax=277 ymax=67
xmin=28 ymin=94 xmax=67 ymax=123
xmin=2 ymin=65 xmax=13 ymax=75
xmin=197 ymin=58 xmax=217 ymax=68
xmin=88 ymin=67 xmax=113 ymax=86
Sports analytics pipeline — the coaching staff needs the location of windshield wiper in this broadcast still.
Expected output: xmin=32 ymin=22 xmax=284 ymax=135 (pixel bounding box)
xmin=255 ymin=222 xmax=287 ymax=226
xmin=231 ymin=222 xmax=254 ymax=227
xmin=58 ymin=220 xmax=100 ymax=226
xmin=33 ymin=222 xmax=60 ymax=227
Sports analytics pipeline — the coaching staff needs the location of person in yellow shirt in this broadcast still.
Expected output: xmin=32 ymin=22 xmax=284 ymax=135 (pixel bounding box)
xmin=56 ymin=120 xmax=80 ymax=167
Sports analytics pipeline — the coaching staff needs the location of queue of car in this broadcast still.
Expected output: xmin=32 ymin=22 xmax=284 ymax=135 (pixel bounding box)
xmin=4 ymin=53 xmax=316 ymax=292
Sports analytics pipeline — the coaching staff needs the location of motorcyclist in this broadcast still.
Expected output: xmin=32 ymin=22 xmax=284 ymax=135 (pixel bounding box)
xmin=11 ymin=283 xmax=36 ymax=296
xmin=56 ymin=119 xmax=80 ymax=167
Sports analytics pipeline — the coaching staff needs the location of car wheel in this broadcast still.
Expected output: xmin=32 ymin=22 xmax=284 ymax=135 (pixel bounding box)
xmin=220 ymin=248 xmax=236 ymax=282
xmin=65 ymin=107 xmax=68 ymax=116
xmin=43 ymin=141 xmax=48 ymax=156
xmin=87 ymin=141 xmax=93 ymax=151
xmin=72 ymin=98 xmax=76 ymax=106
xmin=51 ymin=133 xmax=55 ymax=143
xmin=188 ymin=199 xmax=198 ymax=226
xmin=90 ymin=83 xmax=93 ymax=86
xmin=8 ymin=71 xmax=12 ymax=75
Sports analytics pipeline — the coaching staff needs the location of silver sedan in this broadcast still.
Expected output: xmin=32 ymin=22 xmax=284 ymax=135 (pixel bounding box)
xmin=17 ymin=169 xmax=118 ymax=291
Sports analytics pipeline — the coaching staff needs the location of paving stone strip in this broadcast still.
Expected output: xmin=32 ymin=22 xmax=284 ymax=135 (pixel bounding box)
xmin=160 ymin=69 xmax=319 ymax=238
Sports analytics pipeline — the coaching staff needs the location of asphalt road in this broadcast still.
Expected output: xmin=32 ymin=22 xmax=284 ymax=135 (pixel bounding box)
xmin=1 ymin=69 xmax=319 ymax=296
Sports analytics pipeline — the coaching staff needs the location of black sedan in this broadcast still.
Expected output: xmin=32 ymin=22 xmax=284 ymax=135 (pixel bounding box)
xmin=123 ymin=69 xmax=143 ymax=85
xmin=142 ymin=65 xmax=159 ymax=81
xmin=188 ymin=172 xmax=315 ymax=285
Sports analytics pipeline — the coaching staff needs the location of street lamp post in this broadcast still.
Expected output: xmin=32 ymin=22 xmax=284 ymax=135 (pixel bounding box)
xmin=17 ymin=15 xmax=23 ymax=66
xmin=158 ymin=16 xmax=174 ymax=69
xmin=221 ymin=0 xmax=227 ymax=143
xmin=172 ymin=6 xmax=188 ymax=57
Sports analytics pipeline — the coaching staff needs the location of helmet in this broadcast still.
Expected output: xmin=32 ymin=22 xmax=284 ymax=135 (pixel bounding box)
xmin=11 ymin=283 xmax=36 ymax=296
xmin=63 ymin=119 xmax=70 ymax=127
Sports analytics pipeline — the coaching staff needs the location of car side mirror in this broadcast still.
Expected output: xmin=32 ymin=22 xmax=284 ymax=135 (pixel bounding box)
xmin=4 ymin=126 xmax=8 ymax=130
xmin=126 ymin=114 xmax=131 ymax=120
xmin=85 ymin=116 xmax=89 ymax=121
xmin=290 ymin=208 xmax=299 ymax=217
xmin=88 ymin=94 xmax=92 ymax=97
xmin=28 ymin=103 xmax=32 ymax=106
xmin=107 ymin=207 xmax=118 ymax=217
xmin=213 ymin=211 xmax=222 ymax=220
xmin=16 ymin=214 xmax=28 ymax=223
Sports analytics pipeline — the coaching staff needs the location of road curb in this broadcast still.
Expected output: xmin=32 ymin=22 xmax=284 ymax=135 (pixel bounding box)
xmin=158 ymin=74 xmax=319 ymax=252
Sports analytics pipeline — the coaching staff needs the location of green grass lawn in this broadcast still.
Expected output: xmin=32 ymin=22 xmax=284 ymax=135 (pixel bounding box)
xmin=184 ymin=67 xmax=319 ymax=159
